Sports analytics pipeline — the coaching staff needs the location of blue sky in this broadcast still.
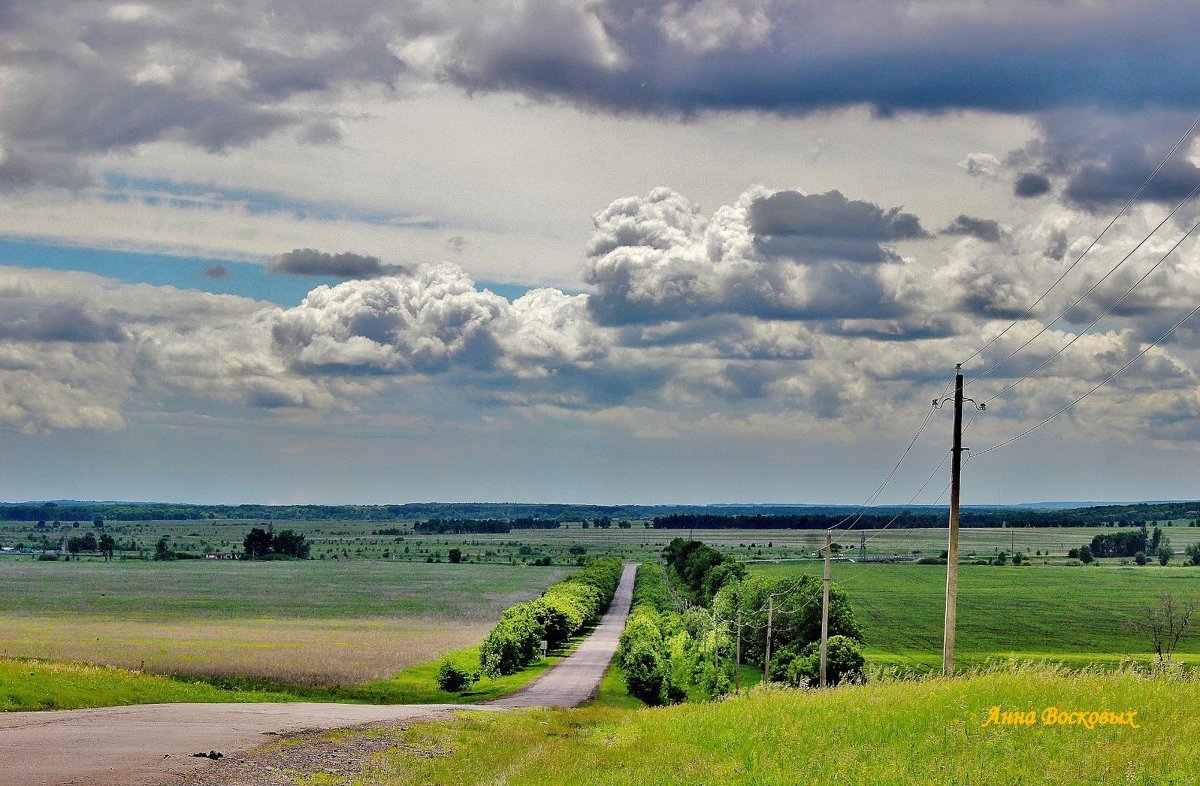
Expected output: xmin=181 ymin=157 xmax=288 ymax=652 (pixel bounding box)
xmin=3 ymin=1 xmax=1200 ymax=504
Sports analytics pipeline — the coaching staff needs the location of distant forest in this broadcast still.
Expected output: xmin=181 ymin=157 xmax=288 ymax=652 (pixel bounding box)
xmin=1 ymin=500 xmax=1198 ymax=529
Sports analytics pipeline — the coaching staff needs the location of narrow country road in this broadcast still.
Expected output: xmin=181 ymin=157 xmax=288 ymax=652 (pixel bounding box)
xmin=0 ymin=562 xmax=639 ymax=786
xmin=486 ymin=561 xmax=637 ymax=708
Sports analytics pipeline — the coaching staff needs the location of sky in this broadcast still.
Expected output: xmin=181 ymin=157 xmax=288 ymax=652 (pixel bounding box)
xmin=4 ymin=1 xmax=1200 ymax=505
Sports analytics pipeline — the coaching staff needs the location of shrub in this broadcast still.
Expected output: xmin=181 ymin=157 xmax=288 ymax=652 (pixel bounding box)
xmin=781 ymin=636 xmax=866 ymax=687
xmin=435 ymin=659 xmax=476 ymax=692
xmin=1136 ymin=551 xmax=1148 ymax=566
xmin=619 ymin=606 xmax=677 ymax=705
xmin=1185 ymin=544 xmax=1200 ymax=566
xmin=1079 ymin=545 xmax=1094 ymax=564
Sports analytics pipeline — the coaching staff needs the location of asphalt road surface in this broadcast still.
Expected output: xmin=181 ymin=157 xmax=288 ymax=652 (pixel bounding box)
xmin=2 ymin=562 xmax=639 ymax=786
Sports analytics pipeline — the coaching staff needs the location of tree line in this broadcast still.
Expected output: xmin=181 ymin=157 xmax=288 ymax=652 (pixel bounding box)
xmin=616 ymin=539 xmax=865 ymax=706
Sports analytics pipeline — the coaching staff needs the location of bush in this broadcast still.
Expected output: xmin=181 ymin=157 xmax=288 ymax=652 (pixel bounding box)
xmin=781 ymin=636 xmax=866 ymax=687
xmin=1185 ymin=544 xmax=1200 ymax=566
xmin=1078 ymin=545 xmax=1094 ymax=564
xmin=435 ymin=659 xmax=476 ymax=692
xmin=619 ymin=606 xmax=678 ymax=705
xmin=1135 ymin=551 xmax=1148 ymax=566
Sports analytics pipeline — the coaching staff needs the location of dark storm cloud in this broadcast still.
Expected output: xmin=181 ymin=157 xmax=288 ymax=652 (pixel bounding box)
xmin=266 ymin=249 xmax=405 ymax=279
xmin=408 ymin=1 xmax=1200 ymax=116
xmin=201 ymin=264 xmax=230 ymax=279
xmin=749 ymin=190 xmax=930 ymax=264
xmin=1014 ymin=172 xmax=1052 ymax=198
xmin=1016 ymin=110 xmax=1200 ymax=210
xmin=8 ymin=2 xmax=1200 ymax=189
xmin=942 ymin=215 xmax=1002 ymax=243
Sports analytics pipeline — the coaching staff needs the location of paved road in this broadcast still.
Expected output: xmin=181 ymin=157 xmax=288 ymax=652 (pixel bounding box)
xmin=1 ymin=562 xmax=639 ymax=786
xmin=487 ymin=561 xmax=637 ymax=708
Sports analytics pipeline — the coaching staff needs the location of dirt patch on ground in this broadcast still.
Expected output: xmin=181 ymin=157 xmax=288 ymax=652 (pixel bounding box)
xmin=177 ymin=720 xmax=446 ymax=786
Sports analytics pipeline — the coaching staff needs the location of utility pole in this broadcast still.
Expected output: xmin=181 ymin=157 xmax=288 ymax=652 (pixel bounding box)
xmin=860 ymin=531 xmax=866 ymax=555
xmin=820 ymin=531 xmax=831 ymax=688
xmin=735 ymin=611 xmax=742 ymax=694
xmin=713 ymin=612 xmax=720 ymax=680
xmin=935 ymin=364 xmax=982 ymax=677
xmin=764 ymin=595 xmax=774 ymax=684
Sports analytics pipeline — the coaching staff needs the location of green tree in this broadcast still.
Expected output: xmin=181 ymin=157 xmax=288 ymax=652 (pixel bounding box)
xmin=1135 ymin=550 xmax=1148 ymax=566
xmin=1158 ymin=540 xmax=1174 ymax=566
xmin=1185 ymin=543 xmax=1200 ymax=567
xmin=243 ymin=527 xmax=273 ymax=559
xmin=1078 ymin=545 xmax=1094 ymax=564
xmin=448 ymin=547 xmax=464 ymax=563
xmin=98 ymin=533 xmax=116 ymax=561
xmin=153 ymin=537 xmax=173 ymax=561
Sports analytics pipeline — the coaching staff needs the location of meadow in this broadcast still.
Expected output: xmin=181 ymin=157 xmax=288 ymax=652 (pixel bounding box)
xmin=752 ymin=561 xmax=1200 ymax=669
xmin=290 ymin=664 xmax=1200 ymax=785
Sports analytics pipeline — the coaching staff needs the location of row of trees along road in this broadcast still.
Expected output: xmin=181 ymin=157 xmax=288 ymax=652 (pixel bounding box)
xmin=617 ymin=539 xmax=865 ymax=706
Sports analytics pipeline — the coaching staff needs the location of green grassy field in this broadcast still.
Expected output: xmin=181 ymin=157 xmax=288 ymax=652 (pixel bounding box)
xmin=9 ymin=516 xmax=1198 ymax=566
xmin=751 ymin=561 xmax=1200 ymax=669
xmin=300 ymin=664 xmax=1200 ymax=785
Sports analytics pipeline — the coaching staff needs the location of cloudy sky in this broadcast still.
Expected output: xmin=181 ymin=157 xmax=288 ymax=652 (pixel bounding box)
xmin=4 ymin=0 xmax=1200 ymax=504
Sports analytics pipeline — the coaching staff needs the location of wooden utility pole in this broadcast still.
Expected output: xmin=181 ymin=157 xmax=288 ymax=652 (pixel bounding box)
xmin=820 ymin=531 xmax=831 ymax=688
xmin=764 ymin=595 xmax=774 ymax=683
xmin=735 ymin=611 xmax=742 ymax=694
xmin=712 ymin=613 xmax=720 ymax=678
xmin=943 ymin=366 xmax=965 ymax=676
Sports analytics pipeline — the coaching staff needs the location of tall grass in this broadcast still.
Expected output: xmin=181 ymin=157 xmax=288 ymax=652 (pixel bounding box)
xmin=357 ymin=662 xmax=1200 ymax=785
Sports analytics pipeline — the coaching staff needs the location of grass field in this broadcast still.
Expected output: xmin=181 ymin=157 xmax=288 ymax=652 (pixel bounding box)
xmin=0 ymin=560 xmax=565 ymax=689
xmin=300 ymin=664 xmax=1200 ymax=785
xmin=751 ymin=561 xmax=1200 ymax=669
xmin=9 ymin=516 xmax=1199 ymax=566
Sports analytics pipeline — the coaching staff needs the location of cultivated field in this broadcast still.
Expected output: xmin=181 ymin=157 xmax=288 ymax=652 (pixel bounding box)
xmin=0 ymin=560 xmax=565 ymax=684
xmin=752 ymin=561 xmax=1200 ymax=668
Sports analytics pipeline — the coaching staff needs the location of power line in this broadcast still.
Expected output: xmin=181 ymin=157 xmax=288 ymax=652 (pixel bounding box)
xmin=971 ymin=299 xmax=1200 ymax=460
xmin=965 ymin=181 xmax=1200 ymax=390
xmin=979 ymin=212 xmax=1200 ymax=407
xmin=824 ymin=376 xmax=953 ymax=533
xmin=958 ymin=111 xmax=1200 ymax=368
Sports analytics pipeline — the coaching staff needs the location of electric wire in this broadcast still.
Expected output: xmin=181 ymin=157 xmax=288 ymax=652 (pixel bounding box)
xmin=978 ymin=212 xmax=1200 ymax=407
xmin=958 ymin=111 xmax=1200 ymax=368
xmin=965 ymin=181 xmax=1200 ymax=390
xmin=971 ymin=299 xmax=1200 ymax=460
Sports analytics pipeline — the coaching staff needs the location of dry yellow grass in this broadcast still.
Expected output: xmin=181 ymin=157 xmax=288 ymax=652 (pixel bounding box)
xmin=1 ymin=614 xmax=490 ymax=685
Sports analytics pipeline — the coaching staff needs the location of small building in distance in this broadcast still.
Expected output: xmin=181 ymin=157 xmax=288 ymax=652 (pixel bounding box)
xmin=205 ymin=552 xmax=240 ymax=560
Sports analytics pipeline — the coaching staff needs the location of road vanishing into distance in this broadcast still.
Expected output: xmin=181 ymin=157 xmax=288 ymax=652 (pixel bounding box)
xmin=1 ymin=563 xmax=638 ymax=786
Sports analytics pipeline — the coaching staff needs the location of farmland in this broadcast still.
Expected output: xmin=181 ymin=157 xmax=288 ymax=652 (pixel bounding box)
xmin=0 ymin=560 xmax=565 ymax=687
xmin=751 ymin=561 xmax=1200 ymax=669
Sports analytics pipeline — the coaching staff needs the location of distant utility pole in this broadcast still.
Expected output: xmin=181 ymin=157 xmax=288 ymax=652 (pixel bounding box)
xmin=820 ymin=531 xmax=831 ymax=688
xmin=935 ymin=364 xmax=984 ymax=676
xmin=735 ymin=611 xmax=742 ymax=694
xmin=764 ymin=595 xmax=774 ymax=684
xmin=860 ymin=531 xmax=866 ymax=555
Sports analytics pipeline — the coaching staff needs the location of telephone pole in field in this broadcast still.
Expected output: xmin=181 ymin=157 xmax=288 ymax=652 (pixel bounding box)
xmin=935 ymin=364 xmax=983 ymax=676
xmin=820 ymin=531 xmax=831 ymax=687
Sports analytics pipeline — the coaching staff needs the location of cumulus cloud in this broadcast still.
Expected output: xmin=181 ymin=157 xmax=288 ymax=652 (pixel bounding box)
xmin=266 ymin=249 xmax=405 ymax=278
xmin=584 ymin=186 xmax=930 ymax=325
xmin=942 ymin=215 xmax=1002 ymax=243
